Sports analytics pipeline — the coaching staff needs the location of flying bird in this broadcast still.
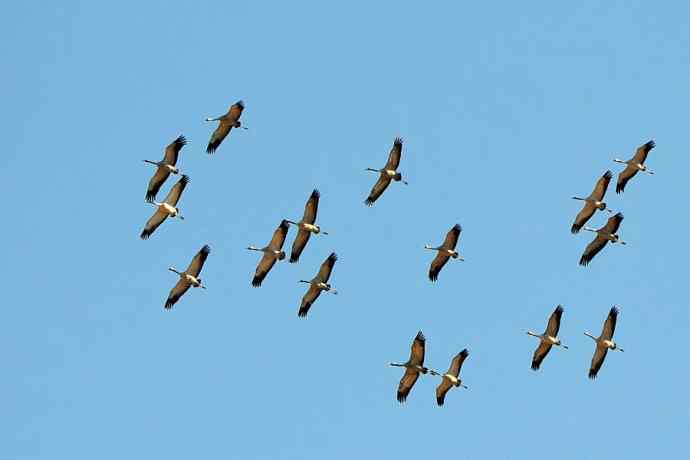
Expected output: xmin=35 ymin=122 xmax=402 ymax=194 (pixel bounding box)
xmin=614 ymin=140 xmax=655 ymax=193
xmin=143 ymin=135 xmax=187 ymax=203
xmin=140 ymin=175 xmax=190 ymax=240
xmin=248 ymin=220 xmax=290 ymax=287
xmin=430 ymin=349 xmax=469 ymax=406
xmin=526 ymin=305 xmax=568 ymax=371
xmin=571 ymin=170 xmax=613 ymax=233
xmin=165 ymin=245 xmax=211 ymax=310
xmin=364 ymin=137 xmax=408 ymax=206
xmin=578 ymin=212 xmax=626 ymax=266
xmin=389 ymin=331 xmax=429 ymax=404
xmin=287 ymin=189 xmax=329 ymax=263
xmin=585 ymin=306 xmax=624 ymax=379
xmin=205 ymin=100 xmax=246 ymax=154
xmin=425 ymin=224 xmax=464 ymax=282
xmin=297 ymin=252 xmax=337 ymax=318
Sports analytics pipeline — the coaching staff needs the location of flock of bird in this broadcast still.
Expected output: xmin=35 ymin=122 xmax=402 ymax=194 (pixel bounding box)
xmin=137 ymin=99 xmax=656 ymax=406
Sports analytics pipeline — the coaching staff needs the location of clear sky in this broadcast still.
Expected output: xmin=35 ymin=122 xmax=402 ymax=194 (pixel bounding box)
xmin=2 ymin=1 xmax=689 ymax=458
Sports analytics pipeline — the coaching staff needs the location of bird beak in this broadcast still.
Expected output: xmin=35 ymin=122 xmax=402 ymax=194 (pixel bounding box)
xmin=605 ymin=208 xmax=613 ymax=213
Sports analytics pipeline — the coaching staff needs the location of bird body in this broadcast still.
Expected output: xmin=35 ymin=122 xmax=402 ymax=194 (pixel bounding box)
xmin=571 ymin=170 xmax=613 ymax=233
xmin=426 ymin=224 xmax=464 ymax=281
xmin=364 ymin=137 xmax=407 ymax=206
xmin=297 ymin=252 xmax=337 ymax=317
xmin=390 ymin=331 xmax=428 ymax=403
xmin=288 ymin=189 xmax=328 ymax=263
xmin=144 ymin=135 xmax=187 ymax=202
xmin=140 ymin=175 xmax=190 ymax=239
xmin=249 ymin=220 xmax=290 ymax=287
xmin=578 ymin=212 xmax=625 ymax=266
xmin=165 ymin=245 xmax=211 ymax=310
xmin=205 ymin=100 xmax=246 ymax=154
xmin=586 ymin=307 xmax=624 ymax=379
xmin=431 ymin=349 xmax=469 ymax=406
xmin=527 ymin=305 xmax=567 ymax=371
xmin=614 ymin=140 xmax=655 ymax=193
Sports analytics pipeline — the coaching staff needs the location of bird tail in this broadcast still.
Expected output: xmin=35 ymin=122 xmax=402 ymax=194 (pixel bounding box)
xmin=394 ymin=172 xmax=403 ymax=181
xmin=278 ymin=251 xmax=286 ymax=261
xmin=598 ymin=202 xmax=606 ymax=211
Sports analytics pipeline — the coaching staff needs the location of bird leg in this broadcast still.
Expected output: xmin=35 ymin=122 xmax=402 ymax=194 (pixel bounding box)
xmin=560 ymin=344 xmax=569 ymax=349
xmin=461 ymin=384 xmax=469 ymax=389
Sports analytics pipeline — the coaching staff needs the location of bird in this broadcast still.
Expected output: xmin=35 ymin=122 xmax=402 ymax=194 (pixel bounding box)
xmin=248 ymin=220 xmax=290 ymax=287
xmin=585 ymin=306 xmax=624 ymax=379
xmin=389 ymin=331 xmax=428 ymax=404
xmin=364 ymin=137 xmax=408 ymax=206
xmin=425 ymin=224 xmax=464 ymax=282
xmin=143 ymin=135 xmax=187 ymax=203
xmin=205 ymin=100 xmax=246 ymax=154
xmin=614 ymin=140 xmax=655 ymax=193
xmin=140 ymin=175 xmax=190 ymax=240
xmin=578 ymin=212 xmax=626 ymax=266
xmin=165 ymin=245 xmax=211 ymax=310
xmin=571 ymin=170 xmax=613 ymax=234
xmin=526 ymin=305 xmax=568 ymax=371
xmin=297 ymin=252 xmax=337 ymax=318
xmin=287 ymin=189 xmax=328 ymax=263
xmin=430 ymin=349 xmax=469 ymax=406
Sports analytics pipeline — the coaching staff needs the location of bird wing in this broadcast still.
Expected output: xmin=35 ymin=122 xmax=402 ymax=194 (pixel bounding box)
xmin=429 ymin=252 xmax=450 ymax=282
xmin=397 ymin=367 xmax=420 ymax=403
xmin=289 ymin=228 xmax=311 ymax=263
xmin=302 ymin=189 xmax=320 ymax=223
xmin=252 ymin=253 xmax=277 ymax=287
xmin=228 ymin=100 xmax=245 ymax=122
xmin=410 ymin=331 xmax=426 ymax=367
xmin=163 ymin=175 xmax=190 ymax=207
xmin=316 ymin=252 xmax=337 ymax=283
xmin=268 ymin=220 xmax=290 ymax=250
xmin=579 ymin=234 xmax=608 ymax=266
xmin=590 ymin=170 xmax=613 ymax=201
xmin=571 ymin=202 xmax=596 ymax=234
xmin=165 ymin=278 xmax=190 ymax=310
xmin=631 ymin=140 xmax=655 ymax=165
xmin=206 ymin=121 xmax=232 ymax=154
xmin=186 ymin=245 xmax=211 ymax=277
xmin=616 ymin=166 xmax=638 ymax=194
xmin=435 ymin=377 xmax=453 ymax=406
xmin=531 ymin=342 xmax=552 ymax=371
xmin=601 ymin=306 xmax=619 ymax=340
xmin=145 ymin=166 xmax=171 ymax=203
xmin=602 ymin=212 xmax=624 ymax=235
xmin=441 ymin=224 xmax=462 ymax=250
xmin=384 ymin=137 xmax=403 ymax=170
xmin=163 ymin=135 xmax=186 ymax=165
xmin=364 ymin=175 xmax=392 ymax=206
xmin=140 ymin=207 xmax=168 ymax=240
xmin=448 ymin=349 xmax=469 ymax=377
xmin=545 ymin=305 xmax=564 ymax=337
xmin=588 ymin=346 xmax=608 ymax=379
xmin=298 ymin=284 xmax=322 ymax=318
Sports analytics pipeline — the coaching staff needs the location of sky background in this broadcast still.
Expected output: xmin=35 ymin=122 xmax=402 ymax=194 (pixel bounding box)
xmin=2 ymin=1 xmax=689 ymax=458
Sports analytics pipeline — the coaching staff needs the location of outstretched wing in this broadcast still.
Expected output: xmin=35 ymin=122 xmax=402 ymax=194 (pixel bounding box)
xmin=448 ymin=349 xmax=469 ymax=377
xmin=545 ymin=305 xmax=563 ymax=337
xmin=364 ymin=175 xmax=392 ymax=206
xmin=435 ymin=377 xmax=453 ymax=406
xmin=384 ymin=137 xmax=403 ymax=170
xmin=289 ymin=228 xmax=311 ymax=263
xmin=268 ymin=220 xmax=290 ymax=250
xmin=579 ymin=235 xmax=608 ymax=266
xmin=140 ymin=208 xmax=168 ymax=240
xmin=631 ymin=140 xmax=655 ymax=166
xmin=316 ymin=252 xmax=337 ymax=283
xmin=163 ymin=175 xmax=190 ymax=206
xmin=252 ymin=253 xmax=278 ymax=287
xmin=602 ymin=212 xmax=624 ymax=235
xmin=616 ymin=165 xmax=638 ymax=194
xmin=145 ymin=166 xmax=171 ymax=203
xmin=165 ymin=278 xmax=190 ymax=310
xmin=531 ymin=342 xmax=552 ymax=371
xmin=228 ymin=100 xmax=245 ymax=122
xmin=571 ymin=202 xmax=596 ymax=234
xmin=302 ymin=189 xmax=320 ymax=224
xmin=441 ymin=224 xmax=462 ymax=250
xmin=298 ymin=284 xmax=322 ymax=318
xmin=590 ymin=170 xmax=612 ymax=201
xmin=163 ymin=135 xmax=187 ymax=165
xmin=186 ymin=245 xmax=211 ymax=277
xmin=409 ymin=331 xmax=426 ymax=367
xmin=397 ymin=367 xmax=420 ymax=403
xmin=207 ymin=121 xmax=232 ymax=154
xmin=429 ymin=253 xmax=450 ymax=282
xmin=601 ymin=306 xmax=619 ymax=340
xmin=588 ymin=346 xmax=608 ymax=379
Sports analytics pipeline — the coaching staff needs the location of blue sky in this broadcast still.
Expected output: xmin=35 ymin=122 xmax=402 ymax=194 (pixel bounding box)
xmin=2 ymin=1 xmax=689 ymax=458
